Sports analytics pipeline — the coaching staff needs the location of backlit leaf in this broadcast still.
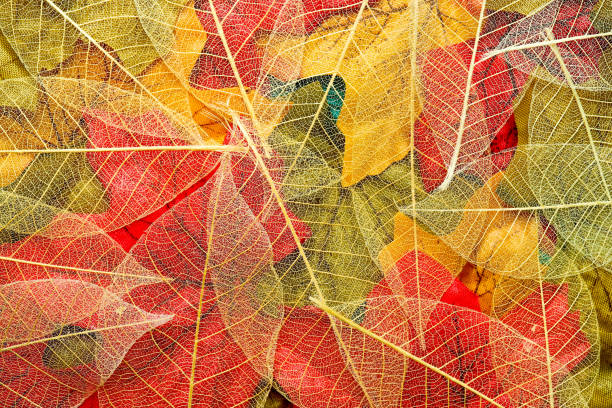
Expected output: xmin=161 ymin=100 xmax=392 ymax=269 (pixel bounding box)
xmin=0 ymin=0 xmax=607 ymax=406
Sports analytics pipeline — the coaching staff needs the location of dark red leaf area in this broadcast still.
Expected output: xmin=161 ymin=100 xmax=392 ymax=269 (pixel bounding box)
xmin=79 ymin=393 xmax=99 ymax=408
xmin=399 ymin=303 xmax=512 ymax=408
xmin=99 ymin=280 xmax=260 ymax=407
xmin=95 ymin=135 xmax=311 ymax=407
xmin=0 ymin=230 xmax=128 ymax=288
xmin=99 ymin=180 xmax=261 ymax=406
xmin=192 ymin=0 xmax=362 ymax=89
xmin=543 ymin=0 xmax=606 ymax=80
xmin=271 ymin=252 xmax=484 ymax=408
xmin=360 ymin=254 xmax=510 ymax=407
xmin=487 ymin=113 xmax=518 ymax=172
xmin=415 ymin=10 xmax=527 ymax=193
xmin=489 ymin=114 xmax=518 ymax=154
xmin=80 ymin=174 xmax=224 ymax=408
xmin=414 ymin=116 xmax=446 ymax=193
xmin=109 ymin=128 xmax=311 ymax=258
xmin=107 ymin=168 xmax=217 ymax=251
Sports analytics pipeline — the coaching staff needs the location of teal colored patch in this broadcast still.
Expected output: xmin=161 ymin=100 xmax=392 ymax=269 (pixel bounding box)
xmin=351 ymin=300 xmax=367 ymax=325
xmin=539 ymin=250 xmax=551 ymax=265
xmin=267 ymin=74 xmax=346 ymax=120
xmin=310 ymin=75 xmax=345 ymax=120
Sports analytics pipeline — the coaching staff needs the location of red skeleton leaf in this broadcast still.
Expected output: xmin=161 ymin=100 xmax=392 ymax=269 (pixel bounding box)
xmin=192 ymin=0 xmax=362 ymax=88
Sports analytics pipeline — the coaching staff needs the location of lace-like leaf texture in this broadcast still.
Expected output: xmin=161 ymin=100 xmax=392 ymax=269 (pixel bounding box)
xmin=0 ymin=0 xmax=609 ymax=407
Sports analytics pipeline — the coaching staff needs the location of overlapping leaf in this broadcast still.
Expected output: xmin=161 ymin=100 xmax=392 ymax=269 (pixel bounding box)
xmin=0 ymin=279 xmax=170 ymax=407
xmin=0 ymin=0 xmax=608 ymax=407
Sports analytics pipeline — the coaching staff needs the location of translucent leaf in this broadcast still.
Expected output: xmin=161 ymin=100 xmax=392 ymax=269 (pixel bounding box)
xmin=97 ymin=149 xmax=287 ymax=407
xmin=0 ymin=0 xmax=180 ymax=75
xmin=0 ymin=278 xmax=170 ymax=408
xmin=0 ymin=2 xmax=236 ymax=232
xmin=496 ymin=144 xmax=612 ymax=269
xmin=0 ymin=0 xmax=606 ymax=406
xmin=582 ymin=263 xmax=612 ymax=408
xmin=0 ymin=214 xmax=164 ymax=293
xmin=314 ymin=286 xmax=598 ymax=407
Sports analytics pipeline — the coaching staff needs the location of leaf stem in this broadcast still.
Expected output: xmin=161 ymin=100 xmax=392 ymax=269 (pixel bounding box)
xmin=234 ymin=116 xmax=376 ymax=407
xmin=0 ymin=255 xmax=170 ymax=282
xmin=401 ymin=199 xmax=612 ymax=212
xmin=0 ymin=145 xmax=247 ymax=154
xmin=483 ymin=31 xmax=612 ymax=61
xmin=205 ymin=0 xmax=269 ymax=156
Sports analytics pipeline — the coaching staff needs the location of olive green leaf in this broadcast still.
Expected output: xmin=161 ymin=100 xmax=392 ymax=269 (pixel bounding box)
xmin=581 ymin=264 xmax=612 ymax=408
xmin=271 ymin=82 xmax=426 ymax=306
xmin=0 ymin=0 xmax=181 ymax=76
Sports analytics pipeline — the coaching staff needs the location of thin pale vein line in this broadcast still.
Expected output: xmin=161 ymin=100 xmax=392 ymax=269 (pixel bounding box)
xmin=402 ymin=199 xmax=610 ymax=213
xmin=42 ymin=0 xmax=189 ymax=129
xmin=544 ymin=28 xmax=611 ymax=201
xmin=1 ymin=317 xmax=171 ymax=352
xmin=0 ymin=256 xmax=169 ymax=282
xmin=484 ymin=30 xmax=612 ymax=61
xmin=0 ymin=145 xmax=247 ymax=154
xmin=437 ymin=0 xmax=488 ymax=191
